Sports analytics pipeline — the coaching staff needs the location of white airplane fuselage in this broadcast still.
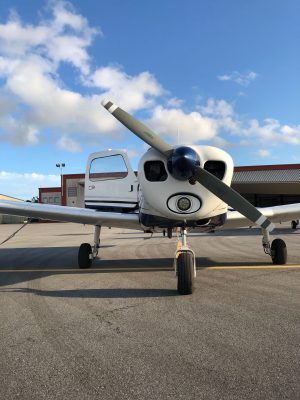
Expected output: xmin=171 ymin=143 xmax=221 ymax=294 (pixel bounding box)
xmin=85 ymin=145 xmax=234 ymax=230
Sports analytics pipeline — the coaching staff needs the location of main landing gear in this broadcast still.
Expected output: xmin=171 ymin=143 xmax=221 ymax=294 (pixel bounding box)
xmin=174 ymin=227 xmax=288 ymax=296
xmin=262 ymin=228 xmax=287 ymax=265
xmin=174 ymin=228 xmax=196 ymax=295
xmin=78 ymin=225 xmax=101 ymax=269
xmin=291 ymin=220 xmax=299 ymax=230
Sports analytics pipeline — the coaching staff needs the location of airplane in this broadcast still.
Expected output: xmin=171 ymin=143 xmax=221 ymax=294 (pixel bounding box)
xmin=1 ymin=99 xmax=300 ymax=295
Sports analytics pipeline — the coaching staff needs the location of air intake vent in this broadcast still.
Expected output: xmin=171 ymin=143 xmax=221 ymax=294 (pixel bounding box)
xmin=204 ymin=161 xmax=226 ymax=180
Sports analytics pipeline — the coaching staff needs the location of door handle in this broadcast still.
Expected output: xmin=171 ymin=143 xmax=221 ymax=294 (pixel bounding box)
xmin=89 ymin=185 xmax=95 ymax=190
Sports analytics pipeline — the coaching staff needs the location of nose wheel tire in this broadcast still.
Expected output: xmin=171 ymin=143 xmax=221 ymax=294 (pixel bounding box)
xmin=78 ymin=243 xmax=92 ymax=269
xmin=177 ymin=252 xmax=194 ymax=295
xmin=271 ymin=238 xmax=287 ymax=265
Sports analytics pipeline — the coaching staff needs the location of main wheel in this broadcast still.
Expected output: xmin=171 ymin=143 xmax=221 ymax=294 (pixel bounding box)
xmin=78 ymin=243 xmax=92 ymax=269
xmin=177 ymin=252 xmax=194 ymax=295
xmin=291 ymin=220 xmax=298 ymax=230
xmin=271 ymin=238 xmax=287 ymax=265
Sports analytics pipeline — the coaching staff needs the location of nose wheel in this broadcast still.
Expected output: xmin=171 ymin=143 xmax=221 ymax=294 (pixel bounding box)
xmin=174 ymin=228 xmax=196 ymax=295
xmin=177 ymin=251 xmax=194 ymax=294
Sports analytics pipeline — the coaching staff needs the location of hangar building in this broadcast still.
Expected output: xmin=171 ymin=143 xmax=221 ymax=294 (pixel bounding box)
xmin=0 ymin=194 xmax=26 ymax=224
xmin=39 ymin=163 xmax=300 ymax=210
xmin=233 ymin=164 xmax=300 ymax=207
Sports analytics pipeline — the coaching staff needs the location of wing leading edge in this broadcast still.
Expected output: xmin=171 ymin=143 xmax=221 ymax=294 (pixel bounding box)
xmin=1 ymin=200 xmax=300 ymax=231
xmin=224 ymin=203 xmax=300 ymax=229
xmin=0 ymin=200 xmax=140 ymax=230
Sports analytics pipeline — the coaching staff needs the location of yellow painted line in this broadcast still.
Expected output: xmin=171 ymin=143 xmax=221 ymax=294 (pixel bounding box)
xmin=0 ymin=265 xmax=300 ymax=273
xmin=175 ymin=241 xmax=182 ymax=259
xmin=205 ymin=265 xmax=300 ymax=270
xmin=176 ymin=241 xmax=182 ymax=251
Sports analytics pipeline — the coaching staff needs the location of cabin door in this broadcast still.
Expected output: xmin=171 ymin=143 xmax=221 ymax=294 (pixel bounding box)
xmin=84 ymin=150 xmax=138 ymax=212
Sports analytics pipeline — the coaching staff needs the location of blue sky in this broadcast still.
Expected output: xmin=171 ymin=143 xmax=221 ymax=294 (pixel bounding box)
xmin=0 ymin=0 xmax=299 ymax=199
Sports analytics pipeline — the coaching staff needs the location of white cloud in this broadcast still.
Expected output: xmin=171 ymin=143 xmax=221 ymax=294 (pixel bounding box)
xmin=0 ymin=91 xmax=17 ymax=116
xmin=0 ymin=171 xmax=60 ymax=199
xmin=148 ymin=106 xmax=217 ymax=144
xmin=199 ymin=98 xmax=300 ymax=147
xmin=50 ymin=0 xmax=92 ymax=32
xmin=57 ymin=135 xmax=82 ymax=152
xmin=241 ymin=118 xmax=300 ymax=145
xmin=200 ymin=98 xmax=234 ymax=118
xmin=0 ymin=14 xmax=49 ymax=56
xmin=256 ymin=149 xmax=271 ymax=158
xmin=167 ymin=97 xmax=184 ymax=108
xmin=0 ymin=1 xmax=98 ymax=73
xmin=217 ymin=70 xmax=258 ymax=86
xmin=200 ymin=98 xmax=241 ymax=134
xmin=211 ymin=136 xmax=232 ymax=149
xmin=122 ymin=148 xmax=142 ymax=159
xmin=0 ymin=1 xmax=163 ymax=148
xmin=89 ymin=66 xmax=163 ymax=111
xmin=0 ymin=55 xmax=120 ymax=144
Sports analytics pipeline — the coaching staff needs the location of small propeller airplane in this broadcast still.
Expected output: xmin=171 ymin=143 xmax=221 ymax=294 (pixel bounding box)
xmin=1 ymin=99 xmax=300 ymax=294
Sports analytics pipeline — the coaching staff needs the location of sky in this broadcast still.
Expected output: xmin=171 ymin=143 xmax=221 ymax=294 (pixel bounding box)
xmin=0 ymin=0 xmax=299 ymax=199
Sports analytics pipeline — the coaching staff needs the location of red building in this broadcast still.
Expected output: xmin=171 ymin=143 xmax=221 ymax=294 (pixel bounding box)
xmin=39 ymin=174 xmax=85 ymax=207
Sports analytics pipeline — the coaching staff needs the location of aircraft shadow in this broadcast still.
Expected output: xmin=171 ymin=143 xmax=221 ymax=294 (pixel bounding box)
xmin=0 ymin=246 xmax=174 ymax=288
xmin=0 ymin=245 xmax=272 ymax=290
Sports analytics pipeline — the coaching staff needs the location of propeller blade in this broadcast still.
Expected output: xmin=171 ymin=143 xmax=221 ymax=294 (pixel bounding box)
xmin=194 ymin=166 xmax=274 ymax=231
xmin=102 ymin=99 xmax=172 ymax=155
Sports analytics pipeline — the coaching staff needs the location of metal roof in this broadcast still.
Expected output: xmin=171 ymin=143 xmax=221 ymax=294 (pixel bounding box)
xmin=232 ymin=169 xmax=300 ymax=184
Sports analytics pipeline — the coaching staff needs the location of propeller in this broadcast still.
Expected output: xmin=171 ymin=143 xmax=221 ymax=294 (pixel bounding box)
xmin=101 ymin=99 xmax=274 ymax=232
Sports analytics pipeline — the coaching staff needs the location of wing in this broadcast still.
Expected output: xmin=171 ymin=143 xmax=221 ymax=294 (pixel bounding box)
xmin=224 ymin=203 xmax=300 ymax=229
xmin=0 ymin=200 xmax=140 ymax=230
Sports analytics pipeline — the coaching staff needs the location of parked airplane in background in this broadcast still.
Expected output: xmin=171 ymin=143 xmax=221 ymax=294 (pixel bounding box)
xmin=1 ymin=100 xmax=300 ymax=294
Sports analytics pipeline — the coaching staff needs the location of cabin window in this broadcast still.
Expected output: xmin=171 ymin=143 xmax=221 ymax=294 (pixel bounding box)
xmin=204 ymin=161 xmax=226 ymax=180
xmin=144 ymin=161 xmax=168 ymax=182
xmin=89 ymin=154 xmax=128 ymax=181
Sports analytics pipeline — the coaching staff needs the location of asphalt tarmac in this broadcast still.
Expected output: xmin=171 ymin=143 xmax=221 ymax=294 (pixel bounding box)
xmin=0 ymin=222 xmax=299 ymax=400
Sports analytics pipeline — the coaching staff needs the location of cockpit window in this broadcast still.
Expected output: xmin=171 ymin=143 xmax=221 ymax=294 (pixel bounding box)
xmin=144 ymin=161 xmax=168 ymax=182
xmin=204 ymin=161 xmax=226 ymax=180
xmin=89 ymin=154 xmax=128 ymax=181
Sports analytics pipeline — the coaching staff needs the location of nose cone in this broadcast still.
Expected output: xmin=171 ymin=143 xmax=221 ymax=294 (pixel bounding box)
xmin=167 ymin=146 xmax=200 ymax=181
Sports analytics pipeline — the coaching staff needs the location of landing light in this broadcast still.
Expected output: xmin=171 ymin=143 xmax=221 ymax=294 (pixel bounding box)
xmin=177 ymin=197 xmax=192 ymax=212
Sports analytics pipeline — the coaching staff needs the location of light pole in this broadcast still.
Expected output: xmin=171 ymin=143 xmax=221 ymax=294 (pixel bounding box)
xmin=56 ymin=163 xmax=65 ymax=205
